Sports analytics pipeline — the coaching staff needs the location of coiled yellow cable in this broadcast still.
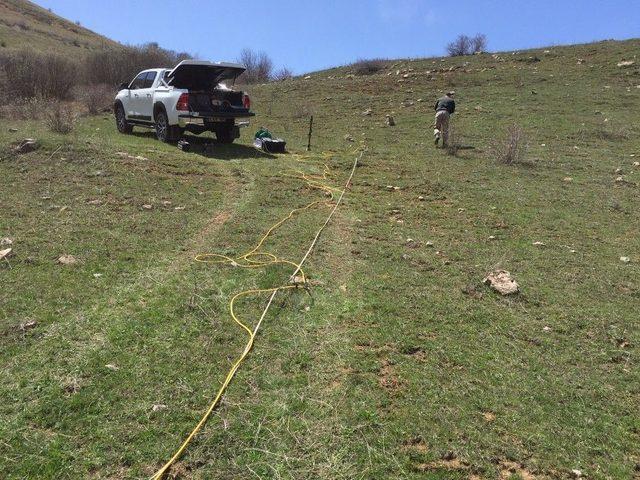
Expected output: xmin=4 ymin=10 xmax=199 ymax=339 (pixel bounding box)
xmin=149 ymin=149 xmax=361 ymax=479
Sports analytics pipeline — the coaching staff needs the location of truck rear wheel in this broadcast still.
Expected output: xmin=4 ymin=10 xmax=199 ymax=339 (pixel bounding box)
xmin=216 ymin=125 xmax=238 ymax=144
xmin=155 ymin=110 xmax=182 ymax=143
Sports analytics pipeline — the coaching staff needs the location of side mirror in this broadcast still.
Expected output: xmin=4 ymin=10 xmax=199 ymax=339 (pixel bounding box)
xmin=118 ymin=82 xmax=129 ymax=91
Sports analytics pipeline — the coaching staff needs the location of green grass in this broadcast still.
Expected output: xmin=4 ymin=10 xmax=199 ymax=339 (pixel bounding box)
xmin=1 ymin=38 xmax=639 ymax=479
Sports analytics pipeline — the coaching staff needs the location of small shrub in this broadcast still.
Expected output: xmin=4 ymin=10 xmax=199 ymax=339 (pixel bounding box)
xmin=237 ymin=48 xmax=273 ymax=84
xmin=45 ymin=101 xmax=76 ymax=134
xmin=491 ymin=124 xmax=528 ymax=165
xmin=447 ymin=33 xmax=487 ymax=56
xmin=1 ymin=41 xmax=6 ymax=48
xmin=352 ymin=58 xmax=386 ymax=75
xmin=444 ymin=125 xmax=462 ymax=156
xmin=75 ymin=83 xmax=113 ymax=114
xmin=272 ymin=67 xmax=293 ymax=81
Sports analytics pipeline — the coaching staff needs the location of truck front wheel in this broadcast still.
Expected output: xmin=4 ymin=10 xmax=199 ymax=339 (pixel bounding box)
xmin=115 ymin=104 xmax=132 ymax=134
xmin=155 ymin=110 xmax=182 ymax=143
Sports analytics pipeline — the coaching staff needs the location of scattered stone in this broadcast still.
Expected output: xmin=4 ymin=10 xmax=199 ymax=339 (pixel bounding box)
xmin=105 ymin=364 xmax=119 ymax=371
xmin=134 ymin=155 xmax=148 ymax=161
xmin=93 ymin=273 xmax=103 ymax=278
xmin=543 ymin=326 xmax=551 ymax=332
xmin=532 ymin=241 xmax=546 ymax=246
xmin=161 ymin=200 xmax=172 ymax=206
xmin=9 ymin=127 xmax=18 ymax=133
xmin=152 ymin=404 xmax=168 ymax=412
xmin=13 ymin=138 xmax=39 ymax=154
xmin=488 ymin=235 xmax=496 ymax=240
xmin=87 ymin=199 xmax=101 ymax=205
xmin=425 ymin=241 xmax=434 ymax=247
xmin=174 ymin=206 xmax=185 ymax=211
xmin=633 ymin=161 xmax=640 ymax=167
xmin=142 ymin=204 xmax=153 ymax=210
xmin=620 ymin=256 xmax=631 ymax=263
xmin=571 ymin=469 xmax=583 ymax=478
xmin=0 ymin=248 xmax=13 ymax=260
xmin=362 ymin=108 xmax=372 ymax=116
xmin=1 ymin=237 xmax=13 ymax=246
xmin=58 ymin=254 xmax=77 ymax=265
xmin=483 ymin=270 xmax=519 ymax=295
xmin=617 ymin=60 xmax=635 ymax=68
xmin=20 ymin=320 xmax=37 ymax=331
xmin=615 ymin=176 xmax=625 ymax=183
xmin=385 ymin=115 xmax=395 ymax=126
xmin=563 ymin=177 xmax=573 ymax=182
xmin=344 ymin=134 xmax=354 ymax=142
xmin=417 ymin=195 xmax=425 ymax=201
xmin=615 ymin=167 xmax=623 ymax=174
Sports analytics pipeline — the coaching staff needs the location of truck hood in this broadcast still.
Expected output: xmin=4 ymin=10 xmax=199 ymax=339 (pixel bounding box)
xmin=166 ymin=60 xmax=246 ymax=90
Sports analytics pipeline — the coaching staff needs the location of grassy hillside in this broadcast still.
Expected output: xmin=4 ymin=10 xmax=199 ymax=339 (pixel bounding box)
xmin=1 ymin=38 xmax=639 ymax=479
xmin=0 ymin=0 xmax=120 ymax=54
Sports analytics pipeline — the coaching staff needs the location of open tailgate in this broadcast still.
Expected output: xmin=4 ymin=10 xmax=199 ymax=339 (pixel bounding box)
xmin=166 ymin=60 xmax=246 ymax=90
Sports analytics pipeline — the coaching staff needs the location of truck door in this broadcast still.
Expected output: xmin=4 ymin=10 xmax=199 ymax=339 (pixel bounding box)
xmin=127 ymin=72 xmax=148 ymax=119
xmin=137 ymin=71 xmax=157 ymax=121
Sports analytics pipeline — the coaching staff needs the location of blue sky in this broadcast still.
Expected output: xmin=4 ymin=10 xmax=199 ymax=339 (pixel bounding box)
xmin=35 ymin=0 xmax=639 ymax=74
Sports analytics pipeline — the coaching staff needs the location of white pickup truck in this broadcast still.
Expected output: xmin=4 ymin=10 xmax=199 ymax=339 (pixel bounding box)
xmin=113 ymin=60 xmax=254 ymax=143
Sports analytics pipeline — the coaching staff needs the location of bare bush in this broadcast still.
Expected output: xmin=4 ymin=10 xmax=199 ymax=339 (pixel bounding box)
xmin=352 ymin=58 xmax=386 ymax=75
xmin=75 ymin=83 xmax=114 ymax=114
xmin=491 ymin=124 xmax=527 ymax=165
xmin=0 ymin=49 xmax=77 ymax=99
xmin=471 ymin=34 xmax=487 ymax=53
xmin=83 ymin=43 xmax=192 ymax=86
xmin=444 ymin=125 xmax=462 ymax=156
xmin=45 ymin=101 xmax=77 ymax=134
xmin=237 ymin=48 xmax=273 ymax=84
xmin=447 ymin=34 xmax=487 ymax=56
xmin=273 ymin=67 xmax=293 ymax=81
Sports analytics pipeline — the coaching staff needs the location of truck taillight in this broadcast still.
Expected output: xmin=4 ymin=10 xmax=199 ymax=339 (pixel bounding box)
xmin=243 ymin=94 xmax=251 ymax=110
xmin=176 ymin=93 xmax=189 ymax=111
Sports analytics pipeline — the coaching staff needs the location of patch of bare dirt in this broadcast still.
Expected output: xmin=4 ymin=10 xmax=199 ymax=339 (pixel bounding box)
xmin=402 ymin=436 xmax=429 ymax=453
xmin=499 ymin=460 xmax=537 ymax=479
xmin=378 ymin=358 xmax=401 ymax=392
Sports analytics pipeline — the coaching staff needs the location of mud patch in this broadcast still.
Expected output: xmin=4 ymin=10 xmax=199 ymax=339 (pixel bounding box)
xmin=378 ymin=358 xmax=401 ymax=392
xmin=499 ymin=460 xmax=537 ymax=479
xmin=402 ymin=436 xmax=429 ymax=454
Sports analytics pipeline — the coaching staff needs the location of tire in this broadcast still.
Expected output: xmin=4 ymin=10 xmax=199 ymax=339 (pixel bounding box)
xmin=216 ymin=125 xmax=236 ymax=144
xmin=155 ymin=109 xmax=182 ymax=143
xmin=115 ymin=104 xmax=132 ymax=134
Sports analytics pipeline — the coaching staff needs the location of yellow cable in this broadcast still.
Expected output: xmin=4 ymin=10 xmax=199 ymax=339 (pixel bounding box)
xmin=149 ymin=149 xmax=361 ymax=479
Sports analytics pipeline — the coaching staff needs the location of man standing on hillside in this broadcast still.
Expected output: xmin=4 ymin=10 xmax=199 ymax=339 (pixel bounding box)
xmin=433 ymin=91 xmax=455 ymax=147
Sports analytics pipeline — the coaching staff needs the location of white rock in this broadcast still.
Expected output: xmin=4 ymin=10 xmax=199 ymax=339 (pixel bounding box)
xmin=543 ymin=326 xmax=551 ymax=332
xmin=533 ymin=241 xmax=546 ymax=246
xmin=105 ymin=364 xmax=119 ymax=371
xmin=58 ymin=254 xmax=77 ymax=265
xmin=0 ymin=237 xmax=13 ymax=246
xmin=152 ymin=404 xmax=167 ymax=412
xmin=620 ymin=256 xmax=631 ymax=263
xmin=483 ymin=270 xmax=519 ymax=295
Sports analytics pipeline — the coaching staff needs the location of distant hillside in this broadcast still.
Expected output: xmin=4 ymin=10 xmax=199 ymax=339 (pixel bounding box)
xmin=0 ymin=0 xmax=121 ymax=54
